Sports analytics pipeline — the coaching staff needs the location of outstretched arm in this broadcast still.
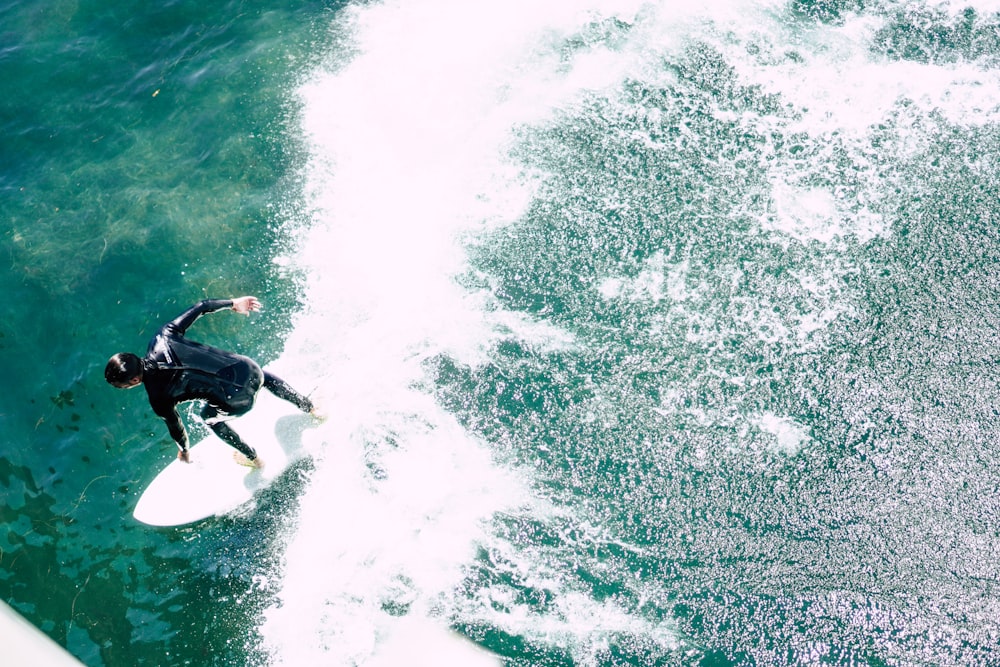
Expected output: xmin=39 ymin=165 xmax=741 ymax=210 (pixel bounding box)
xmin=164 ymin=296 xmax=261 ymax=336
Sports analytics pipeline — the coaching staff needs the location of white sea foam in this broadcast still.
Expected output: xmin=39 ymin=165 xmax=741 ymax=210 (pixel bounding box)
xmin=259 ymin=0 xmax=655 ymax=663
xmin=755 ymin=412 xmax=811 ymax=455
xmin=260 ymin=0 xmax=995 ymax=663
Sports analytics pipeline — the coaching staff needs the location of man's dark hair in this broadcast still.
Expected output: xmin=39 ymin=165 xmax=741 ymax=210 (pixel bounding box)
xmin=105 ymin=352 xmax=142 ymax=388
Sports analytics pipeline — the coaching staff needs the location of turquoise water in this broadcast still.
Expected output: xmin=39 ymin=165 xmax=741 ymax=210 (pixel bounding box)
xmin=4 ymin=0 xmax=1000 ymax=664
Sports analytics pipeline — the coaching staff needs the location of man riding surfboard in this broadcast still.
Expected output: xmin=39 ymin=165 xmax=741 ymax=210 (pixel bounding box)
xmin=105 ymin=296 xmax=319 ymax=468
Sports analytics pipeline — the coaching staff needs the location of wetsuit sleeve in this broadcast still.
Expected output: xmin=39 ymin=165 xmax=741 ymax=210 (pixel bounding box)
xmin=163 ymin=299 xmax=234 ymax=337
xmin=155 ymin=404 xmax=190 ymax=452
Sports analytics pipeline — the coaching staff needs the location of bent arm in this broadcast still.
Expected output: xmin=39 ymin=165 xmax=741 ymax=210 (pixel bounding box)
xmin=155 ymin=404 xmax=189 ymax=453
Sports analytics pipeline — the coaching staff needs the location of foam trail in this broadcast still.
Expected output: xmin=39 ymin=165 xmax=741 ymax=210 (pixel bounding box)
xmin=257 ymin=1 xmax=650 ymax=663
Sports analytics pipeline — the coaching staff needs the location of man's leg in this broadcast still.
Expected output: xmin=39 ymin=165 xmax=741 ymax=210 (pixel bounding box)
xmin=263 ymin=372 xmax=314 ymax=413
xmin=200 ymin=404 xmax=260 ymax=465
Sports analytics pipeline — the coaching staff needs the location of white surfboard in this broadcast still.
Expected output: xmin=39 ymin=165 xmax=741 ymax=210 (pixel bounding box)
xmin=133 ymin=390 xmax=323 ymax=527
xmin=1 ymin=600 xmax=84 ymax=666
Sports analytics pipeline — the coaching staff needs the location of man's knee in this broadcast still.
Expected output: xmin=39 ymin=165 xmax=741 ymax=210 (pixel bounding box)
xmin=200 ymin=404 xmax=227 ymax=425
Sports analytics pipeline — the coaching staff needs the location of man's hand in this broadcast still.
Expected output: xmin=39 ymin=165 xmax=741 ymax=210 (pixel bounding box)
xmin=232 ymin=296 xmax=261 ymax=315
xmin=177 ymin=449 xmax=191 ymax=463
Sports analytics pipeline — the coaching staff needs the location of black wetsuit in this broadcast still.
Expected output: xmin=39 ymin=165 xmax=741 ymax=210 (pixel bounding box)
xmin=141 ymin=299 xmax=312 ymax=460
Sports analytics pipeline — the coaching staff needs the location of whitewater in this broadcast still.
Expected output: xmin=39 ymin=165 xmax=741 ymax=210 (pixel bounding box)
xmin=253 ymin=0 xmax=1000 ymax=664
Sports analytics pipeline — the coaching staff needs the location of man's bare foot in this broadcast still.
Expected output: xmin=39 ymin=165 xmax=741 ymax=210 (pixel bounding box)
xmin=233 ymin=452 xmax=264 ymax=469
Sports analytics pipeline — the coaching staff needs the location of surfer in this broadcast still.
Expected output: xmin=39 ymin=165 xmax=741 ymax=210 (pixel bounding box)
xmin=105 ymin=296 xmax=318 ymax=469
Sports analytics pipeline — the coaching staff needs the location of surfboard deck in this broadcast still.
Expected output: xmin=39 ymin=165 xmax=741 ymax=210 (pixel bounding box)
xmin=133 ymin=390 xmax=322 ymax=527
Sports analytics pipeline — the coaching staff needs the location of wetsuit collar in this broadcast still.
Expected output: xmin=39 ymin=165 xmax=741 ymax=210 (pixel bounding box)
xmin=140 ymin=358 xmax=158 ymax=378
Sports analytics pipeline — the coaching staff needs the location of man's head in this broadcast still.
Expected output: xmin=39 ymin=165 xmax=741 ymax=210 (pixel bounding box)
xmin=105 ymin=353 xmax=143 ymax=388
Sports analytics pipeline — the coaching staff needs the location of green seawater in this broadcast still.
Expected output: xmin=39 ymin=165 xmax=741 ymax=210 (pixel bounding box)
xmin=0 ymin=0 xmax=333 ymax=664
xmin=5 ymin=0 xmax=1000 ymax=665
